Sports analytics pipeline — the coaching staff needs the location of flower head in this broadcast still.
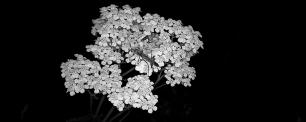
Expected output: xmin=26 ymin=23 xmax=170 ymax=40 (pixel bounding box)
xmin=61 ymin=4 xmax=204 ymax=113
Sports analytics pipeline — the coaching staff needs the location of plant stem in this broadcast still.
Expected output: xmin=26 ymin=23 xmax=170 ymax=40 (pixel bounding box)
xmin=66 ymin=115 xmax=92 ymax=122
xmin=119 ymin=109 xmax=132 ymax=122
xmin=109 ymin=105 xmax=132 ymax=122
xmin=153 ymin=83 xmax=167 ymax=91
xmin=94 ymin=95 xmax=105 ymax=118
xmin=154 ymin=73 xmax=165 ymax=87
xmin=154 ymin=67 xmax=166 ymax=86
xmin=102 ymin=106 xmax=115 ymax=122
xmin=122 ymin=67 xmax=135 ymax=77
xmin=87 ymin=90 xmax=98 ymax=100
xmin=90 ymin=93 xmax=93 ymax=114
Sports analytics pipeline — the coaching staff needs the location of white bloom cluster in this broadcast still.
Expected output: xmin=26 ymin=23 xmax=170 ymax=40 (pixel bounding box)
xmin=164 ymin=63 xmax=196 ymax=87
xmin=61 ymin=4 xmax=204 ymax=114
xmin=60 ymin=54 xmax=122 ymax=96
xmin=86 ymin=43 xmax=124 ymax=65
xmin=61 ymin=54 xmax=101 ymax=96
xmin=135 ymin=60 xmax=153 ymax=76
xmin=107 ymin=75 xmax=158 ymax=113
xmin=95 ymin=64 xmax=122 ymax=95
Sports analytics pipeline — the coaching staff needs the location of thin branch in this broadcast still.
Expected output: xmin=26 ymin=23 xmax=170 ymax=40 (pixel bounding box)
xmin=102 ymin=106 xmax=115 ymax=122
xmin=119 ymin=109 xmax=132 ymax=122
xmin=66 ymin=114 xmax=92 ymax=122
xmin=94 ymin=95 xmax=106 ymax=118
xmin=154 ymin=73 xmax=165 ymax=87
xmin=153 ymin=83 xmax=167 ymax=92
xmin=90 ymin=93 xmax=93 ymax=114
xmin=122 ymin=67 xmax=135 ymax=77
xmin=154 ymin=67 xmax=166 ymax=86
xmin=20 ymin=104 xmax=28 ymax=120
xmin=87 ymin=90 xmax=98 ymax=100
xmin=109 ymin=105 xmax=132 ymax=122
xmin=157 ymin=68 xmax=163 ymax=80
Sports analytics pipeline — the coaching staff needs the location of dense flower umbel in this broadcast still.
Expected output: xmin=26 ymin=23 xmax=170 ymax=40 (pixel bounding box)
xmin=60 ymin=4 xmax=204 ymax=113
xmin=107 ymin=75 xmax=158 ymax=113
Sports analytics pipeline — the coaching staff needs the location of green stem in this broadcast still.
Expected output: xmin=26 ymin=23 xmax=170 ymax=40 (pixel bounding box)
xmin=153 ymin=83 xmax=167 ymax=92
xmin=154 ymin=73 xmax=165 ymax=87
xmin=66 ymin=114 xmax=92 ymax=122
xmin=109 ymin=105 xmax=132 ymax=122
xmin=89 ymin=93 xmax=93 ymax=114
xmin=119 ymin=109 xmax=132 ymax=122
xmin=102 ymin=106 xmax=115 ymax=122
xmin=122 ymin=67 xmax=135 ymax=77
xmin=87 ymin=90 xmax=98 ymax=100
xmin=94 ymin=95 xmax=105 ymax=118
xmin=154 ymin=67 xmax=166 ymax=86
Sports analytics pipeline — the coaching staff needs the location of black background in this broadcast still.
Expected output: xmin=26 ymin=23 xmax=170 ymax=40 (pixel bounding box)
xmin=6 ymin=0 xmax=304 ymax=122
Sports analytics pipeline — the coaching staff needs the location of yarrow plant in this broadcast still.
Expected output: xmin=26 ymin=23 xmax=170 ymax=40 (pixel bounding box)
xmin=61 ymin=4 xmax=204 ymax=121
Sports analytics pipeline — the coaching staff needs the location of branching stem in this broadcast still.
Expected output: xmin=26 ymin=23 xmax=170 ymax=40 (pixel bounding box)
xmin=102 ymin=106 xmax=115 ymax=122
xmin=122 ymin=67 xmax=135 ymax=77
xmin=89 ymin=93 xmax=93 ymax=114
xmin=119 ymin=109 xmax=132 ymax=122
xmin=109 ymin=105 xmax=132 ymax=122
xmin=87 ymin=90 xmax=98 ymax=100
xmin=94 ymin=95 xmax=105 ymax=118
xmin=153 ymin=83 xmax=167 ymax=91
xmin=154 ymin=67 xmax=166 ymax=86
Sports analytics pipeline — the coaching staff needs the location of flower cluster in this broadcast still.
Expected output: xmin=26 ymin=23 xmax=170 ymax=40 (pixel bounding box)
xmin=60 ymin=4 xmax=204 ymax=113
xmin=86 ymin=44 xmax=124 ymax=65
xmin=61 ymin=54 xmax=101 ymax=96
xmin=107 ymin=75 xmax=158 ymax=113
xmin=60 ymin=54 xmax=122 ymax=96
xmin=164 ymin=63 xmax=196 ymax=87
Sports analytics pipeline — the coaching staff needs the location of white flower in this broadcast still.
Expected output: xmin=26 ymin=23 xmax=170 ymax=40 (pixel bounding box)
xmin=133 ymin=103 xmax=141 ymax=108
xmin=135 ymin=60 xmax=153 ymax=76
xmin=148 ymin=109 xmax=153 ymax=114
xmin=61 ymin=4 xmax=204 ymax=114
xmin=164 ymin=64 xmax=196 ymax=87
